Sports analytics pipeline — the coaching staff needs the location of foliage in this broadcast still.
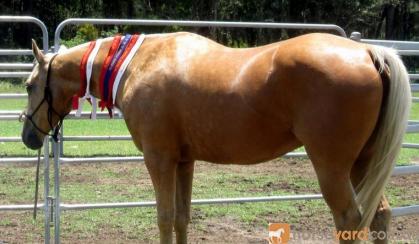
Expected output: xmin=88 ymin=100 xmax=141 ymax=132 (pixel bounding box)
xmin=0 ymin=1 xmax=417 ymax=70
xmin=0 ymin=0 xmax=418 ymax=47
xmin=61 ymin=24 xmax=121 ymax=47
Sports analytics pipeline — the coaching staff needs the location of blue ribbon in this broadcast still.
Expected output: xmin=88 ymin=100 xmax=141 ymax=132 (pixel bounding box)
xmin=103 ymin=34 xmax=132 ymax=102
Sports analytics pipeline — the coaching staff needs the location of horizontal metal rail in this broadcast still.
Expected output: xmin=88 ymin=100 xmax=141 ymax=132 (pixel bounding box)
xmin=1 ymin=197 xmax=417 ymax=217
xmin=62 ymin=135 xmax=131 ymax=141
xmin=0 ymin=93 xmax=26 ymax=99
xmin=0 ymin=63 xmax=33 ymax=69
xmin=60 ymin=194 xmax=324 ymax=210
xmin=410 ymin=74 xmax=419 ymax=80
xmin=0 ymin=49 xmax=33 ymax=56
xmin=0 ymin=156 xmax=142 ymax=164
xmin=406 ymin=124 xmax=419 ymax=133
xmin=398 ymin=50 xmax=419 ymax=56
xmin=0 ymin=153 xmax=307 ymax=164
xmin=0 ymin=71 xmax=31 ymax=78
xmin=361 ymin=39 xmax=419 ymax=50
xmin=2 ymin=155 xmax=418 ymax=175
xmin=392 ymin=165 xmax=419 ymax=175
xmin=60 ymin=156 xmax=143 ymax=164
xmin=401 ymin=143 xmax=419 ymax=149
xmin=0 ymin=136 xmax=134 ymax=142
xmin=0 ymin=111 xmax=122 ymax=120
xmin=0 ymin=157 xmax=44 ymax=164
xmin=0 ymin=137 xmax=21 ymax=142
xmin=392 ymin=205 xmax=419 ymax=217
xmin=54 ymin=18 xmax=347 ymax=52
xmin=0 ymin=203 xmax=44 ymax=211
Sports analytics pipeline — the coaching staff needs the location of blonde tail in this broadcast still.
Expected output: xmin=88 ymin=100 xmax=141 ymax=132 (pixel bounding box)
xmin=356 ymin=45 xmax=411 ymax=232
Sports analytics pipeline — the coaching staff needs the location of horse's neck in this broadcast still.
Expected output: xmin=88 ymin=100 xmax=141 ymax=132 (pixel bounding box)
xmin=53 ymin=45 xmax=86 ymax=95
xmin=54 ymin=41 xmax=111 ymax=99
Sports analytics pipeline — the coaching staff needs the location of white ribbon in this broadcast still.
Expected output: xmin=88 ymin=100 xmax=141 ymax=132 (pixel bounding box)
xmin=112 ymin=34 xmax=146 ymax=105
xmin=75 ymin=39 xmax=103 ymax=119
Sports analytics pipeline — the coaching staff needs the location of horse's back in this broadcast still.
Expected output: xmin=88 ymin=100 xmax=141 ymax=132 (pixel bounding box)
xmin=122 ymin=32 xmax=383 ymax=164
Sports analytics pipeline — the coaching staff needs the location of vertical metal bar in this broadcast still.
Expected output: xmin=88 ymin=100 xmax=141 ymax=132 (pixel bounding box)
xmin=53 ymin=141 xmax=61 ymax=244
xmin=59 ymin=124 xmax=64 ymax=157
xmin=43 ymin=137 xmax=50 ymax=244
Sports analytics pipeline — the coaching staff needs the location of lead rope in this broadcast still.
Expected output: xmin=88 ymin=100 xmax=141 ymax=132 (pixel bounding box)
xmin=33 ymin=148 xmax=41 ymax=220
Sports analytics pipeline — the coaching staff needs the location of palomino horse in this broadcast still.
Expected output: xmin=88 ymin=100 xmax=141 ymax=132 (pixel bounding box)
xmin=21 ymin=32 xmax=411 ymax=244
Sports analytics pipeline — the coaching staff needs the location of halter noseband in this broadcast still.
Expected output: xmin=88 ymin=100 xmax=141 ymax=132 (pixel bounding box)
xmin=24 ymin=54 xmax=65 ymax=142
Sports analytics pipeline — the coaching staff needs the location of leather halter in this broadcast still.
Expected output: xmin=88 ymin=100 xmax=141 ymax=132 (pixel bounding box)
xmin=24 ymin=54 xmax=66 ymax=142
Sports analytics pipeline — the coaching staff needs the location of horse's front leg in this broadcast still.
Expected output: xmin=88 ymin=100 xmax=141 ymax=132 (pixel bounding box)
xmin=175 ymin=160 xmax=195 ymax=244
xmin=144 ymin=148 xmax=178 ymax=244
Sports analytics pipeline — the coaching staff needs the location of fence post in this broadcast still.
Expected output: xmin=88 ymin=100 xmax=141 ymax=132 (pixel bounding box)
xmin=350 ymin=31 xmax=361 ymax=41
xmin=53 ymin=140 xmax=61 ymax=244
xmin=43 ymin=137 xmax=51 ymax=244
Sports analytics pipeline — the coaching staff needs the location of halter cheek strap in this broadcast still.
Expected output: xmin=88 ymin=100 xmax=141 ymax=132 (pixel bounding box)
xmin=25 ymin=54 xmax=65 ymax=142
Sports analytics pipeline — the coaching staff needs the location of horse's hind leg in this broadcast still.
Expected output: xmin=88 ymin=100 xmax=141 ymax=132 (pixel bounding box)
xmin=351 ymin=151 xmax=391 ymax=244
xmin=307 ymin=150 xmax=362 ymax=243
xmin=174 ymin=160 xmax=195 ymax=244
xmin=296 ymin=112 xmax=376 ymax=242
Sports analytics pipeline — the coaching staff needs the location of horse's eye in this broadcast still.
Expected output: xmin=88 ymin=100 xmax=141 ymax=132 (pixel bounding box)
xmin=25 ymin=84 xmax=33 ymax=93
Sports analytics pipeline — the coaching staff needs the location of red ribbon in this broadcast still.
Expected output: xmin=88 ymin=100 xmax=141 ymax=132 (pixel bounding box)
xmin=107 ymin=34 xmax=139 ymax=106
xmin=98 ymin=35 xmax=122 ymax=111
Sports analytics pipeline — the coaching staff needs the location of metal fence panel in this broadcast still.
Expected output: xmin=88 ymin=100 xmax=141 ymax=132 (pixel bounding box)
xmin=1 ymin=18 xmax=419 ymax=244
xmin=0 ymin=16 xmax=48 ymax=80
xmin=54 ymin=18 xmax=347 ymax=52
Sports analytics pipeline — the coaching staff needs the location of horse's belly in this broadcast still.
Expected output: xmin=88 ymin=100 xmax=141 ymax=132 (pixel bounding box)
xmin=183 ymin=118 xmax=301 ymax=164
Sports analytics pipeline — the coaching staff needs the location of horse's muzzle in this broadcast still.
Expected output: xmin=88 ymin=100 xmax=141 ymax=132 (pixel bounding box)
xmin=21 ymin=121 xmax=44 ymax=150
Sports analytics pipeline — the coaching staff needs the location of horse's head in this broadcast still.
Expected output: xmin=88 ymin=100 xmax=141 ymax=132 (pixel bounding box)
xmin=21 ymin=40 xmax=73 ymax=149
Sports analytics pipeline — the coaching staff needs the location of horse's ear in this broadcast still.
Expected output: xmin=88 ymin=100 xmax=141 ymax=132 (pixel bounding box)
xmin=31 ymin=39 xmax=45 ymax=64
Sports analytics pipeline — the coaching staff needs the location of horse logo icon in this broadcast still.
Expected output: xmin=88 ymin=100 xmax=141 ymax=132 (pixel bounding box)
xmin=268 ymin=223 xmax=290 ymax=244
